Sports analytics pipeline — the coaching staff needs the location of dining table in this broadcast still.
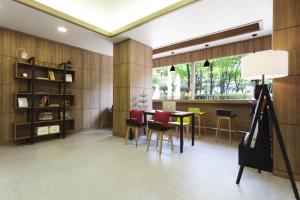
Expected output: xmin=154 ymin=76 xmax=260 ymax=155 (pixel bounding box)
xmin=144 ymin=110 xmax=195 ymax=153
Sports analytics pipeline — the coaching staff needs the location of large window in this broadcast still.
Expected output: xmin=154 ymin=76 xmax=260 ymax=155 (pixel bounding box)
xmin=152 ymin=55 xmax=272 ymax=100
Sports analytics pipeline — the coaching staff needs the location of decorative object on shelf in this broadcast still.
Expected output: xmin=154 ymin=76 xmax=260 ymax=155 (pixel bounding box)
xmin=66 ymin=74 xmax=73 ymax=82
xmin=66 ymin=61 xmax=72 ymax=69
xmin=39 ymin=112 xmax=53 ymax=121
xmin=170 ymin=52 xmax=175 ymax=72
xmin=39 ymin=96 xmax=48 ymax=107
xmin=36 ymin=126 xmax=49 ymax=136
xmin=49 ymin=104 xmax=60 ymax=107
xmin=61 ymin=100 xmax=70 ymax=106
xmin=58 ymin=63 xmax=64 ymax=69
xmin=49 ymin=125 xmax=60 ymax=134
xmin=16 ymin=48 xmax=28 ymax=63
xmin=17 ymin=97 xmax=29 ymax=108
xmin=48 ymin=71 xmax=55 ymax=80
xmin=22 ymin=73 xmax=28 ymax=78
xmin=238 ymin=50 xmax=299 ymax=200
xmin=204 ymin=44 xmax=210 ymax=67
xmin=60 ymin=111 xmax=70 ymax=119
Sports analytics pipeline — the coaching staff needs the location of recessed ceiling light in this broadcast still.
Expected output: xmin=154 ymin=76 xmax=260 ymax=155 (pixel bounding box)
xmin=57 ymin=26 xmax=67 ymax=33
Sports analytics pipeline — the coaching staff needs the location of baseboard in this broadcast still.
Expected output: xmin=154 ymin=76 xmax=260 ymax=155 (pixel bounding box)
xmin=273 ymin=169 xmax=300 ymax=181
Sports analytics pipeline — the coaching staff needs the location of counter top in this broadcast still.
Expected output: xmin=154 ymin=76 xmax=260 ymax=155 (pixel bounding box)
xmin=153 ymin=99 xmax=251 ymax=105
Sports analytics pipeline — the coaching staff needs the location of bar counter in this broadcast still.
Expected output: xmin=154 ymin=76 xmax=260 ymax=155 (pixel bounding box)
xmin=153 ymin=99 xmax=252 ymax=134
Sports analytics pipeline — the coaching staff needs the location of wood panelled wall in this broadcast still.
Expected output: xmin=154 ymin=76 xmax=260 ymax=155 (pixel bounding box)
xmin=272 ymin=0 xmax=300 ymax=180
xmin=0 ymin=27 xmax=113 ymax=144
xmin=153 ymin=35 xmax=272 ymax=67
xmin=113 ymin=39 xmax=152 ymax=137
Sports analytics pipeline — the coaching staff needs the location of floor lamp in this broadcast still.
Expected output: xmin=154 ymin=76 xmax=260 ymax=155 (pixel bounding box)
xmin=236 ymin=50 xmax=300 ymax=200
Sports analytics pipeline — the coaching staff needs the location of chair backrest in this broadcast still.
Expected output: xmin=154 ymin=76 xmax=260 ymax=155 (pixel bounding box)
xmin=188 ymin=107 xmax=200 ymax=114
xmin=176 ymin=117 xmax=190 ymax=124
xmin=216 ymin=109 xmax=232 ymax=117
xmin=154 ymin=111 xmax=170 ymax=129
xmin=130 ymin=109 xmax=144 ymax=125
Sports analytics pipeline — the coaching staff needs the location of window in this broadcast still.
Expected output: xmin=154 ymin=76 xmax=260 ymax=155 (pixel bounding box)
xmin=152 ymin=55 xmax=272 ymax=100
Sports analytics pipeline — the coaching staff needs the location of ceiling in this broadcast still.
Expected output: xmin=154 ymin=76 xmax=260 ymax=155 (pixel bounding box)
xmin=0 ymin=0 xmax=273 ymax=58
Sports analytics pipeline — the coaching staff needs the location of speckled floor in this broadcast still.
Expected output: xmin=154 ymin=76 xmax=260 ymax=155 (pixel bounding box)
xmin=0 ymin=129 xmax=299 ymax=200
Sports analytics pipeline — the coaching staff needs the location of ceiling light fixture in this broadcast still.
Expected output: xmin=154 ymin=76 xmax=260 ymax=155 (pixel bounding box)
xmin=57 ymin=26 xmax=67 ymax=33
xmin=204 ymin=44 xmax=210 ymax=67
xmin=252 ymin=33 xmax=257 ymax=53
xmin=170 ymin=52 xmax=175 ymax=72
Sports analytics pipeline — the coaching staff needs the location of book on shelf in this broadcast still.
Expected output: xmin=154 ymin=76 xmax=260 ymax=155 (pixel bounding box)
xmin=66 ymin=74 xmax=72 ymax=82
xmin=39 ymin=112 xmax=53 ymax=121
xmin=48 ymin=71 xmax=55 ymax=80
xmin=39 ymin=96 xmax=48 ymax=107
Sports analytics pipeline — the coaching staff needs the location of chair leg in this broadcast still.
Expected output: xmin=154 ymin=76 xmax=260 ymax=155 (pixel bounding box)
xmin=147 ymin=130 xmax=153 ymax=152
xmin=186 ymin=125 xmax=190 ymax=141
xmin=215 ymin=118 xmax=220 ymax=142
xmin=169 ymin=131 xmax=174 ymax=151
xmin=232 ymin=119 xmax=236 ymax=142
xmin=156 ymin=132 xmax=159 ymax=147
xmin=135 ymin=128 xmax=139 ymax=147
xmin=159 ymin=132 xmax=163 ymax=156
xmin=198 ymin=116 xmax=201 ymax=137
xmin=229 ymin=118 xmax=232 ymax=145
xmin=125 ymin=127 xmax=130 ymax=145
xmin=202 ymin=117 xmax=207 ymax=135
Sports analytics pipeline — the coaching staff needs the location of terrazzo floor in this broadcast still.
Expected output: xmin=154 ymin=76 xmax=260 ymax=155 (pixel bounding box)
xmin=0 ymin=129 xmax=299 ymax=200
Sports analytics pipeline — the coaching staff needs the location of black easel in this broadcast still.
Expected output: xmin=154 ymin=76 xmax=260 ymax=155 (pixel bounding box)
xmin=236 ymin=84 xmax=300 ymax=200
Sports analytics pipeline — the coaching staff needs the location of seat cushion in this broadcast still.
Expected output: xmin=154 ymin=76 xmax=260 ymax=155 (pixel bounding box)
xmin=126 ymin=119 xmax=143 ymax=127
xmin=148 ymin=121 xmax=170 ymax=131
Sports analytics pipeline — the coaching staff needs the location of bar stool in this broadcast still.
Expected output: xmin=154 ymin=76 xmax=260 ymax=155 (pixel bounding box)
xmin=215 ymin=109 xmax=237 ymax=144
xmin=125 ymin=109 xmax=145 ymax=147
xmin=147 ymin=111 xmax=173 ymax=156
xmin=188 ymin=108 xmax=207 ymax=137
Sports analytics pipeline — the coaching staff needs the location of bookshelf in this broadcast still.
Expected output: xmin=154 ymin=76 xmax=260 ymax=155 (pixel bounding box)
xmin=14 ymin=57 xmax=75 ymax=143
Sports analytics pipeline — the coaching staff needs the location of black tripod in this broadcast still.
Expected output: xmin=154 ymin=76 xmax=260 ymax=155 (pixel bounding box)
xmin=236 ymin=84 xmax=300 ymax=200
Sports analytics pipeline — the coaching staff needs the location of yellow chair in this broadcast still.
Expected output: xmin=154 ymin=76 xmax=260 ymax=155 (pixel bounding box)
xmin=188 ymin=108 xmax=207 ymax=137
xmin=168 ymin=117 xmax=190 ymax=141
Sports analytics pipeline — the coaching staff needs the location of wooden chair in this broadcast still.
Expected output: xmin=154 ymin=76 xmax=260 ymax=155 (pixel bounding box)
xmin=146 ymin=111 xmax=173 ymax=156
xmin=215 ymin=109 xmax=237 ymax=144
xmin=125 ymin=109 xmax=145 ymax=147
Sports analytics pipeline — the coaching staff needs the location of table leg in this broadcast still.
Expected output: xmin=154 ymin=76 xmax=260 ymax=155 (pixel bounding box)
xmin=192 ymin=113 xmax=195 ymax=146
xmin=180 ymin=116 xmax=183 ymax=153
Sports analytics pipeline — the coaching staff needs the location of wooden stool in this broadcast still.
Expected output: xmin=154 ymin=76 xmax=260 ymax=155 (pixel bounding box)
xmin=215 ymin=109 xmax=237 ymax=144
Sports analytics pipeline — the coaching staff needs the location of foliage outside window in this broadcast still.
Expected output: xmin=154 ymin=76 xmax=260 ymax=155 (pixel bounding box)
xmin=152 ymin=55 xmax=272 ymax=100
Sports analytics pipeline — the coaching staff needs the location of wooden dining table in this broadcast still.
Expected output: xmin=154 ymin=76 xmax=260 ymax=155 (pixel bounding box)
xmin=144 ymin=110 xmax=195 ymax=153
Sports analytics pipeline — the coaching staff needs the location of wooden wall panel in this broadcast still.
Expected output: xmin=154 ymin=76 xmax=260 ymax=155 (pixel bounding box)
xmin=274 ymin=0 xmax=300 ymax=31
xmin=0 ymin=27 xmax=113 ymax=144
xmin=36 ymin=39 xmax=63 ymax=64
xmin=153 ymin=35 xmax=272 ymax=67
xmin=2 ymin=29 xmax=16 ymax=57
xmin=273 ymin=26 xmax=300 ymax=75
xmin=113 ymin=39 xmax=152 ymax=137
xmin=16 ymin=33 xmax=36 ymax=58
xmin=273 ymin=0 xmax=300 ymax=181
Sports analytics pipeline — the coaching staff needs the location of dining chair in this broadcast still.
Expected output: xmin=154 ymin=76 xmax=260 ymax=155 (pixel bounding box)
xmin=147 ymin=111 xmax=173 ymax=156
xmin=125 ymin=109 xmax=145 ymax=147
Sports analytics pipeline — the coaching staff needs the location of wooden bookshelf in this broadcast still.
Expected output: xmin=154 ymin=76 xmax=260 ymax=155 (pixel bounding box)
xmin=14 ymin=58 xmax=75 ymax=143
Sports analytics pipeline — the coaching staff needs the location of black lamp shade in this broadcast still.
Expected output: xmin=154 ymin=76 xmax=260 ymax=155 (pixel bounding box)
xmin=204 ymin=60 xmax=210 ymax=67
xmin=170 ymin=65 xmax=175 ymax=71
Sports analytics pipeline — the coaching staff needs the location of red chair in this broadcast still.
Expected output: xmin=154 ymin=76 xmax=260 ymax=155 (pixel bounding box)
xmin=125 ymin=109 xmax=145 ymax=147
xmin=147 ymin=111 xmax=173 ymax=156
